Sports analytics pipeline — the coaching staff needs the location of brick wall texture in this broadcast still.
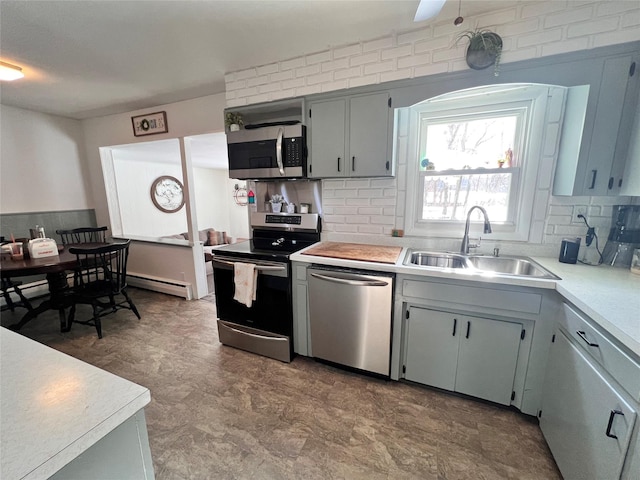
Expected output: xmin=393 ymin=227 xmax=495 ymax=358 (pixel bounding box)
xmin=225 ymin=0 xmax=640 ymax=256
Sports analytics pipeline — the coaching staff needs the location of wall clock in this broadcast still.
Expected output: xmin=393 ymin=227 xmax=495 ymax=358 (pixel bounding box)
xmin=150 ymin=176 xmax=185 ymax=213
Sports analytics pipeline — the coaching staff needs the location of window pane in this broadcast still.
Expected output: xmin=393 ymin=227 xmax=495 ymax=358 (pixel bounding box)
xmin=421 ymin=173 xmax=512 ymax=222
xmin=420 ymin=115 xmax=517 ymax=171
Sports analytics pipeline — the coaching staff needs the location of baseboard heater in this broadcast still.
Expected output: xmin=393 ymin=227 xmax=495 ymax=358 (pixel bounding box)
xmin=0 ymin=279 xmax=51 ymax=307
xmin=127 ymin=272 xmax=193 ymax=300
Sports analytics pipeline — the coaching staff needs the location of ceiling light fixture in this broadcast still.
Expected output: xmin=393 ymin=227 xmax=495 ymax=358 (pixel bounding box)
xmin=0 ymin=61 xmax=25 ymax=81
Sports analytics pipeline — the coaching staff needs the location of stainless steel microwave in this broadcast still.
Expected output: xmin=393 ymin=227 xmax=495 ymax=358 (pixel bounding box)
xmin=226 ymin=124 xmax=307 ymax=180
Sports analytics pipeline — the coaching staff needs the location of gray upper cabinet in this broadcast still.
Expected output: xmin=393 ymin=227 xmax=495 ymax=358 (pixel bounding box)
xmin=308 ymin=92 xmax=393 ymax=178
xmin=553 ymin=53 xmax=639 ymax=196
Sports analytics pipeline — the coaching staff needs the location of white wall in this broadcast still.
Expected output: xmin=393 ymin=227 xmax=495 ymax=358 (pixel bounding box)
xmin=81 ymin=93 xmax=228 ymax=298
xmin=0 ymin=105 xmax=91 ymax=214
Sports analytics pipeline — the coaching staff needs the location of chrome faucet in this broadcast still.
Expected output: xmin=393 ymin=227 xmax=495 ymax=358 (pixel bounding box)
xmin=460 ymin=206 xmax=492 ymax=254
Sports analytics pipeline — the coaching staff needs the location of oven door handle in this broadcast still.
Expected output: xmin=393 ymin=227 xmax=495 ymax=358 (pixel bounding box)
xmin=212 ymin=258 xmax=286 ymax=272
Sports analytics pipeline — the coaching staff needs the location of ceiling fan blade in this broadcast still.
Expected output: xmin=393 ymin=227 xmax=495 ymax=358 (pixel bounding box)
xmin=414 ymin=0 xmax=446 ymax=22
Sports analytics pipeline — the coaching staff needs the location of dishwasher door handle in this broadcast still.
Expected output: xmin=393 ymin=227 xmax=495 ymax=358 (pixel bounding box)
xmin=309 ymin=272 xmax=389 ymax=287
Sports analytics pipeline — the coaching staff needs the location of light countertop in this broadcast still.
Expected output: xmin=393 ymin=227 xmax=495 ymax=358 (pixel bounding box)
xmin=291 ymin=243 xmax=640 ymax=358
xmin=0 ymin=328 xmax=151 ymax=480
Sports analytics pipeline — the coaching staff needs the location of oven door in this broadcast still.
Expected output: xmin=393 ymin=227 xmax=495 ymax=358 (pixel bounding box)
xmin=211 ymin=255 xmax=293 ymax=362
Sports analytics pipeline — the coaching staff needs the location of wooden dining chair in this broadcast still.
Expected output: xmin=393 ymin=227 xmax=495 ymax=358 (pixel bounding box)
xmin=1 ymin=277 xmax=34 ymax=313
xmin=56 ymin=226 xmax=108 ymax=245
xmin=66 ymin=239 xmax=140 ymax=338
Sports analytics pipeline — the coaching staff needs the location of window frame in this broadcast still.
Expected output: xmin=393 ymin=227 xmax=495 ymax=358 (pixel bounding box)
xmin=403 ymin=84 xmax=562 ymax=242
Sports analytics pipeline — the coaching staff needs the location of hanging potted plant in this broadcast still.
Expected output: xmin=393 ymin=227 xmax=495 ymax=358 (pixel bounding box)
xmin=456 ymin=29 xmax=503 ymax=77
xmin=225 ymin=111 xmax=244 ymax=132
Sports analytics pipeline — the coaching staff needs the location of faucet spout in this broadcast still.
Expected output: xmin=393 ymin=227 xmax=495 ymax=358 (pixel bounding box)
xmin=460 ymin=206 xmax=492 ymax=254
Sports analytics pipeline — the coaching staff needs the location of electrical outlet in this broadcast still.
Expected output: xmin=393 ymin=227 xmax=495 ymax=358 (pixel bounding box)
xmin=574 ymin=206 xmax=587 ymax=223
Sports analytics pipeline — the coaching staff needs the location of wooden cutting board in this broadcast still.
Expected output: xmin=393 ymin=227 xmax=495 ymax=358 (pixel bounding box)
xmin=302 ymin=242 xmax=402 ymax=264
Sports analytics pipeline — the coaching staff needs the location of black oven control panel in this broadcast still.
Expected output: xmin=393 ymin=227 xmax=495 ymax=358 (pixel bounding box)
xmin=265 ymin=214 xmax=302 ymax=225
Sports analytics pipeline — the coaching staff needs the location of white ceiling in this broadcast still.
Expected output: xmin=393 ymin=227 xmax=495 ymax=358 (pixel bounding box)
xmin=0 ymin=0 xmax=519 ymax=120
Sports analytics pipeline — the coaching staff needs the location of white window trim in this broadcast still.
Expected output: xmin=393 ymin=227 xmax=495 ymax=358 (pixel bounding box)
xmin=403 ymin=84 xmax=566 ymax=243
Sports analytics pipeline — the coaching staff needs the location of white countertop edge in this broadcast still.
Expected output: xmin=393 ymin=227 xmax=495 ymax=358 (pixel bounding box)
xmin=24 ymin=390 xmax=151 ymax=480
xmin=291 ymin=244 xmax=640 ymax=359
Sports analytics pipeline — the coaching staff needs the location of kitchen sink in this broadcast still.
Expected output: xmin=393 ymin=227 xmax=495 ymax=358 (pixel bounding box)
xmin=404 ymin=250 xmax=559 ymax=279
xmin=465 ymin=255 xmax=559 ymax=279
xmin=405 ymin=251 xmax=468 ymax=269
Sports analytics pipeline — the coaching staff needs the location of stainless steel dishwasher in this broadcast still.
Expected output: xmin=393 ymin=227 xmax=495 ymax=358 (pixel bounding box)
xmin=307 ymin=266 xmax=394 ymax=376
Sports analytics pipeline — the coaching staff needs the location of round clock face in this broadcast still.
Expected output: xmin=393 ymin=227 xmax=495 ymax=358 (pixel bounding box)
xmin=150 ymin=176 xmax=185 ymax=213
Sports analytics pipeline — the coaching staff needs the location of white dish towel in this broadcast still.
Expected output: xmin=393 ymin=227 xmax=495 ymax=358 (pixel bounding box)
xmin=233 ymin=262 xmax=258 ymax=307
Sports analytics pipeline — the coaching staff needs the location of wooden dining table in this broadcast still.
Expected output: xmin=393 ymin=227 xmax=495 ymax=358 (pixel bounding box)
xmin=0 ymin=243 xmax=105 ymax=332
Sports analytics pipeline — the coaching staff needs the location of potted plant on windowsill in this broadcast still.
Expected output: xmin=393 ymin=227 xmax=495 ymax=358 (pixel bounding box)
xmin=456 ymin=29 xmax=503 ymax=77
xmin=225 ymin=112 xmax=244 ymax=132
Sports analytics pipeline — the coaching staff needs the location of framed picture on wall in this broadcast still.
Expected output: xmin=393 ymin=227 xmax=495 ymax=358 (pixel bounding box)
xmin=131 ymin=111 xmax=168 ymax=137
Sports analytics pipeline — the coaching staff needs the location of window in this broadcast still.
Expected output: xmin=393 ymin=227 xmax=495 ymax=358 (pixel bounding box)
xmin=403 ymin=84 xmax=567 ymax=242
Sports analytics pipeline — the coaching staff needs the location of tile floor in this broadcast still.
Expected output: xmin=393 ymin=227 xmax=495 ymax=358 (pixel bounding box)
xmin=1 ymin=288 xmax=561 ymax=479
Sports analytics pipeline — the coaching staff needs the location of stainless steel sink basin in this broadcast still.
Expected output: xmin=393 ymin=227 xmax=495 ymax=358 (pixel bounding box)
xmin=405 ymin=251 xmax=468 ymax=269
xmin=404 ymin=250 xmax=559 ymax=279
xmin=465 ymin=255 xmax=559 ymax=279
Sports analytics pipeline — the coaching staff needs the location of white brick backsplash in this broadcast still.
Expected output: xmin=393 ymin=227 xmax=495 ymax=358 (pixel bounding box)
xmin=414 ymin=62 xmax=450 ymax=78
xmin=306 ymin=50 xmax=332 ymax=65
xmin=346 ymin=198 xmax=371 ymax=206
xmin=334 ymin=43 xmax=362 ymax=59
xmin=541 ymin=37 xmax=593 ymax=57
xmin=334 ymin=66 xmax=362 ymax=80
xmin=280 ymin=57 xmax=306 ymax=71
xmin=517 ymin=28 xmax=564 ymax=48
xmin=549 ymin=205 xmax=575 ymax=216
xmin=521 ymin=1 xmax=567 ymax=18
xmin=622 ymin=10 xmax=640 ymax=28
xmin=344 ymin=179 xmax=371 ymax=188
xmin=256 ymin=63 xmax=279 ymax=76
xmin=270 ymin=70 xmax=294 ymax=82
xmin=397 ymin=27 xmax=432 ymax=45
xmin=350 ymin=52 xmax=380 ymax=67
xmin=307 ymin=72 xmax=334 ymax=86
xmin=398 ymin=52 xmax=432 ymax=69
xmin=593 ymin=29 xmax=640 ymax=47
xmin=380 ymin=69 xmax=414 ymax=83
xmin=414 ymin=35 xmax=452 ymax=54
xmin=349 ymin=74 xmax=379 ymax=89
xmin=358 ymin=225 xmax=384 ymax=234
xmin=296 ymin=64 xmax=321 ymax=78
xmin=322 ymin=58 xmax=349 ymax=72
xmin=363 ymin=36 xmax=394 ymax=52
xmin=364 ymin=60 xmax=395 ymax=75
xmin=224 ymin=1 xmax=639 ymax=247
xmin=544 ymin=6 xmax=594 ymax=28
xmin=321 ymin=80 xmax=349 ymax=92
xmin=381 ymin=45 xmax=413 ymax=60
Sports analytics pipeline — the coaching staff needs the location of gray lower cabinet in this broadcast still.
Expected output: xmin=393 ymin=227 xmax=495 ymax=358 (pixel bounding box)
xmin=540 ymin=329 xmax=637 ymax=480
xmin=540 ymin=303 xmax=640 ymax=480
xmin=404 ymin=306 xmax=523 ymax=406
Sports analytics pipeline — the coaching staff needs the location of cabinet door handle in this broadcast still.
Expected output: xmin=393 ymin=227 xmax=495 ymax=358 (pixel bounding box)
xmin=465 ymin=321 xmax=471 ymax=339
xmin=452 ymin=318 xmax=457 ymax=336
xmin=588 ymin=169 xmax=597 ymax=189
xmin=352 ymin=156 xmax=356 ymax=171
xmin=606 ymin=409 xmax=624 ymax=439
xmin=608 ymin=177 xmax=614 ymax=190
xmin=337 ymin=157 xmax=341 ymax=172
xmin=576 ymin=330 xmax=599 ymax=347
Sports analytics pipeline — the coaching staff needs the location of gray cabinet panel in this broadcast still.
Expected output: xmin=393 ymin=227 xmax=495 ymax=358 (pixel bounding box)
xmin=309 ymin=98 xmax=346 ymax=177
xmin=349 ymin=92 xmax=391 ymax=177
xmin=540 ymin=330 xmax=637 ymax=480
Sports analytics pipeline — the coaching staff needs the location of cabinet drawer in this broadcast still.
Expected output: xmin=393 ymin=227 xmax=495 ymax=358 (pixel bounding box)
xmin=558 ymin=303 xmax=640 ymax=401
xmin=402 ymin=279 xmax=542 ymax=314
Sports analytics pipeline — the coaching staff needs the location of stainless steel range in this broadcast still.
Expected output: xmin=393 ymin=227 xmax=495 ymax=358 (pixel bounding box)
xmin=210 ymin=212 xmax=321 ymax=362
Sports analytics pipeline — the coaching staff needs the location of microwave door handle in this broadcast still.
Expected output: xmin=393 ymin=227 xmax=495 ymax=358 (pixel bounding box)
xmin=276 ymin=127 xmax=285 ymax=176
